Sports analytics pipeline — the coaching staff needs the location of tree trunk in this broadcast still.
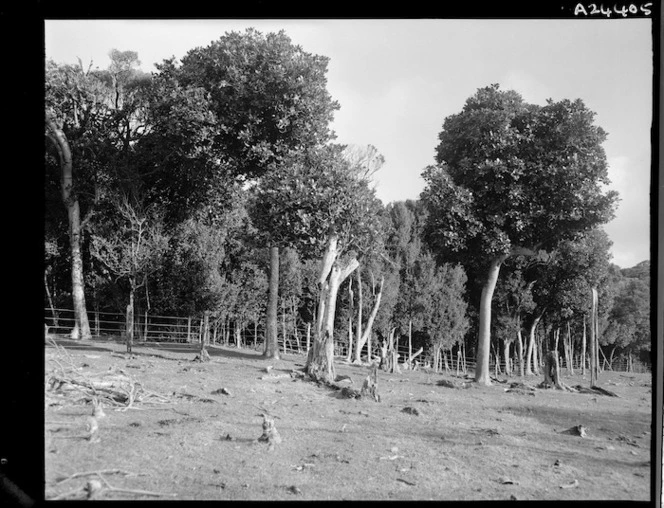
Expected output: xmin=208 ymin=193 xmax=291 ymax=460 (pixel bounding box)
xmin=306 ymin=235 xmax=359 ymax=383
xmin=203 ymin=311 xmax=210 ymax=346
xmin=543 ymin=351 xmax=564 ymax=389
xmin=306 ymin=323 xmax=311 ymax=353
xmin=503 ymin=339 xmax=512 ymax=376
xmin=44 ymin=271 xmax=59 ymax=329
xmin=566 ymin=321 xmax=574 ymax=375
xmin=264 ymin=245 xmax=280 ymax=359
xmin=582 ymin=314 xmax=587 ymax=375
xmin=235 ymin=322 xmax=242 ymax=349
xmin=525 ymin=313 xmax=542 ymax=376
xmin=346 ymin=277 xmax=354 ymax=362
xmin=475 ymin=255 xmax=507 ymax=385
xmin=46 ymin=115 xmax=91 ymax=340
xmin=590 ymin=288 xmax=599 ymax=386
xmin=536 ymin=332 xmax=542 ymax=373
xmin=126 ymin=288 xmax=135 ymax=354
xmin=355 ymin=276 xmax=384 ymax=364
xmin=354 ymin=268 xmax=363 ymax=362
xmin=516 ymin=326 xmax=525 ymax=377
xmin=609 ymin=345 xmax=617 ymax=370
xmin=408 ymin=320 xmax=413 ymax=364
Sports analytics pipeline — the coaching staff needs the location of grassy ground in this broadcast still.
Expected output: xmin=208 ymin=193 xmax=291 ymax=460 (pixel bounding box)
xmin=44 ymin=337 xmax=653 ymax=501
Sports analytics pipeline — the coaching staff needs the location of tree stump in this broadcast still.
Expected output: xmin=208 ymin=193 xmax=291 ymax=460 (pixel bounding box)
xmin=360 ymin=364 xmax=380 ymax=402
xmin=258 ymin=413 xmax=282 ymax=451
xmin=542 ymin=351 xmax=565 ymax=389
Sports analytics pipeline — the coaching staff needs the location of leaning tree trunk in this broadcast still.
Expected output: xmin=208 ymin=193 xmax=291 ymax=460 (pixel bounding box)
xmin=44 ymin=271 xmax=59 ymax=329
xmin=525 ymin=312 xmax=543 ymax=376
xmin=46 ymin=114 xmax=91 ymax=340
xmin=354 ymin=276 xmax=384 ymax=364
xmin=264 ymin=245 xmax=280 ymax=360
xmin=475 ymin=255 xmax=507 ymax=385
xmin=306 ymin=235 xmax=359 ymax=383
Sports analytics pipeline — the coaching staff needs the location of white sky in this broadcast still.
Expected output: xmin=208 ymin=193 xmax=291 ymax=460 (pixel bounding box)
xmin=44 ymin=18 xmax=653 ymax=269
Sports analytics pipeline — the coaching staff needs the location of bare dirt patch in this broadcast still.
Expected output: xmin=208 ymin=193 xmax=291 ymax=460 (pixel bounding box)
xmin=44 ymin=338 xmax=652 ymax=501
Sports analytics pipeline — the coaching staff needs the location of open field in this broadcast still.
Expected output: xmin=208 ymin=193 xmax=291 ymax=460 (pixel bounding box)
xmin=44 ymin=337 xmax=653 ymax=501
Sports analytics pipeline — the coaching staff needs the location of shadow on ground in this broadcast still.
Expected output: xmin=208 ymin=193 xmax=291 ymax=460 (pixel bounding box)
xmin=46 ymin=336 xmax=272 ymax=362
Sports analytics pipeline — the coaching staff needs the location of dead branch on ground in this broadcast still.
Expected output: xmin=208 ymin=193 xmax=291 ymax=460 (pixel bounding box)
xmin=46 ymin=339 xmax=173 ymax=411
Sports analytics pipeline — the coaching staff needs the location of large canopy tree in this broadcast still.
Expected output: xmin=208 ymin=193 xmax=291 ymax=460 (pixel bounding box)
xmin=45 ymin=52 xmax=150 ymax=340
xmin=421 ymin=84 xmax=618 ymax=385
xmin=163 ymin=28 xmax=340 ymax=359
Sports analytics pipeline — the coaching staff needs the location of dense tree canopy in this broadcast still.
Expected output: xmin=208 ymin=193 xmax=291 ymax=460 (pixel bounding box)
xmin=422 ymin=84 xmax=619 ymax=384
xmin=45 ymin=38 xmax=649 ymax=380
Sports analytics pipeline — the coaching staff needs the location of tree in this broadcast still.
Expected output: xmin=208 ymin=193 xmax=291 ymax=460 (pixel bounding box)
xmin=422 ymin=84 xmax=618 ymax=385
xmin=45 ymin=57 xmax=118 ymax=340
xmin=252 ymin=145 xmax=383 ymax=383
xmin=602 ymin=270 xmax=650 ymax=367
xmin=493 ymin=265 xmax=535 ymax=376
xmin=417 ymin=256 xmax=470 ymax=373
xmin=89 ymin=196 xmax=169 ymax=352
xmin=169 ymin=29 xmax=340 ymax=359
xmin=45 ymin=52 xmax=154 ymax=337
xmin=524 ymin=228 xmax=614 ymax=376
xmin=45 ymin=112 xmax=92 ymax=340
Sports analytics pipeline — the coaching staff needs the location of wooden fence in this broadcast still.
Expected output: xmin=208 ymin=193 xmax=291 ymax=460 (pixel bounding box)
xmin=44 ymin=308 xmax=649 ymax=374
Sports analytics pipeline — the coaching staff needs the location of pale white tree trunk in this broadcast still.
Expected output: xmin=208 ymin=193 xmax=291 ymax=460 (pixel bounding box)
xmin=346 ymin=277 xmax=354 ymax=362
xmin=354 ymin=276 xmax=384 ymax=364
xmin=581 ymin=314 xmax=587 ymax=375
xmin=503 ymin=339 xmax=512 ymax=376
xmin=408 ymin=320 xmax=412 ymax=364
xmin=46 ymin=114 xmax=91 ymax=340
xmin=354 ymin=268 xmax=363 ymax=362
xmin=590 ymin=288 xmax=599 ymax=385
xmin=264 ymin=245 xmax=281 ymax=359
xmin=516 ymin=325 xmax=525 ymax=377
xmin=306 ymin=235 xmax=359 ymax=383
xmin=475 ymin=255 xmax=507 ymax=385
xmin=526 ymin=312 xmax=543 ymax=376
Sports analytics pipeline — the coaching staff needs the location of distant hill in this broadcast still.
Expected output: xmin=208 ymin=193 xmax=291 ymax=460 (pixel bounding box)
xmin=621 ymin=260 xmax=650 ymax=281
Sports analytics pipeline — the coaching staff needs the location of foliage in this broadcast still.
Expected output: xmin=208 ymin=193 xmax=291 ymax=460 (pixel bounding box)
xmin=250 ymin=145 xmax=384 ymax=258
xmin=602 ymin=263 xmax=650 ymax=354
xmin=89 ymin=196 xmax=169 ymax=296
xmin=169 ymin=28 xmax=339 ymax=180
xmin=44 ymin=45 xmax=649 ymax=370
xmin=417 ymin=256 xmax=470 ymax=351
xmin=422 ymin=84 xmax=618 ymax=266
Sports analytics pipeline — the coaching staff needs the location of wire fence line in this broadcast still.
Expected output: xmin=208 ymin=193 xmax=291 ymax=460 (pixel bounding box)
xmin=45 ymin=308 xmax=649 ymax=374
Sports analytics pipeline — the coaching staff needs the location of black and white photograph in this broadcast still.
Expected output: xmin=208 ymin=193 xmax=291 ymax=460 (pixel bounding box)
xmin=40 ymin=11 xmax=659 ymax=503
